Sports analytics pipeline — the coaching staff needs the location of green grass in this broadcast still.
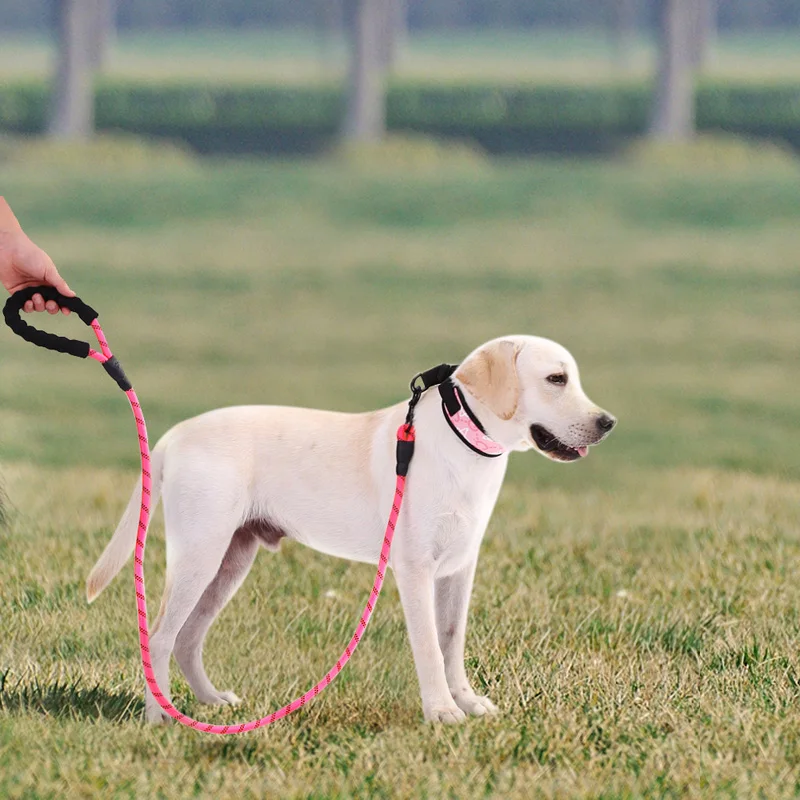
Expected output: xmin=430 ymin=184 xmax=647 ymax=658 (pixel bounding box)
xmin=2 ymin=155 xmax=800 ymax=797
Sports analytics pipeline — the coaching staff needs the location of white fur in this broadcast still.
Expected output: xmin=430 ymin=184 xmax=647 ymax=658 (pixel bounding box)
xmin=86 ymin=335 xmax=614 ymax=724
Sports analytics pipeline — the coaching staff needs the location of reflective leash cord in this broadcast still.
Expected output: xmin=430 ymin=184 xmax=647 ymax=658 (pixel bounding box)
xmin=3 ymin=286 xmax=452 ymax=734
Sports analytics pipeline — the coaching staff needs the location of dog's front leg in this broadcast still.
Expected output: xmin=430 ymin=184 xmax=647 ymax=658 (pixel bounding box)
xmin=393 ymin=561 xmax=467 ymax=723
xmin=435 ymin=559 xmax=499 ymax=717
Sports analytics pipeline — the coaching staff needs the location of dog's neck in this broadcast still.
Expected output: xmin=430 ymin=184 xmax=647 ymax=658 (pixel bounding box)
xmin=437 ymin=380 xmax=506 ymax=458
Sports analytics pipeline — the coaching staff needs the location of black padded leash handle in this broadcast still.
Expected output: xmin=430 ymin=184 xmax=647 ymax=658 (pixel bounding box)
xmin=3 ymin=286 xmax=99 ymax=359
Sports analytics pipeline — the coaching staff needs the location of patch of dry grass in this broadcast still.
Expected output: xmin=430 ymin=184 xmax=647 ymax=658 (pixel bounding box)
xmin=0 ymin=133 xmax=197 ymax=172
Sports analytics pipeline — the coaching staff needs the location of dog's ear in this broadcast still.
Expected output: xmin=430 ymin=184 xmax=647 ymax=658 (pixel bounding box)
xmin=455 ymin=340 xmax=520 ymax=421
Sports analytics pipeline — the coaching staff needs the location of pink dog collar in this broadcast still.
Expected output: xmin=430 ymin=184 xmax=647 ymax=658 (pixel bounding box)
xmin=438 ymin=381 xmax=506 ymax=457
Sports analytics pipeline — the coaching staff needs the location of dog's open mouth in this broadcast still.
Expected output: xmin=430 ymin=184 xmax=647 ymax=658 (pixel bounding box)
xmin=529 ymin=425 xmax=589 ymax=462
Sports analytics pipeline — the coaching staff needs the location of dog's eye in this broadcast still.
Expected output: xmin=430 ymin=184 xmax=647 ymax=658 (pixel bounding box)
xmin=546 ymin=373 xmax=567 ymax=386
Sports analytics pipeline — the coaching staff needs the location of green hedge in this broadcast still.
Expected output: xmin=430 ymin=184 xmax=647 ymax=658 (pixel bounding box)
xmin=2 ymin=80 xmax=800 ymax=154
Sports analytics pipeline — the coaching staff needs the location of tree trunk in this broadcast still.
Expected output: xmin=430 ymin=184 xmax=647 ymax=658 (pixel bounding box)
xmin=610 ymin=0 xmax=637 ymax=70
xmin=48 ymin=0 xmax=95 ymax=140
xmin=87 ymin=0 xmax=115 ymax=71
xmin=649 ymin=0 xmax=696 ymax=142
xmin=689 ymin=0 xmax=716 ymax=70
xmin=342 ymin=0 xmax=388 ymax=144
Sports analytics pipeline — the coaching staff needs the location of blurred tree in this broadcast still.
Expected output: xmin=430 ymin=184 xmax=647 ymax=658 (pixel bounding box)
xmin=649 ymin=0 xmax=695 ymax=141
xmin=342 ymin=0 xmax=388 ymax=143
xmin=4 ymin=0 xmax=800 ymax=31
xmin=87 ymin=0 xmax=115 ymax=70
xmin=48 ymin=0 xmax=95 ymax=140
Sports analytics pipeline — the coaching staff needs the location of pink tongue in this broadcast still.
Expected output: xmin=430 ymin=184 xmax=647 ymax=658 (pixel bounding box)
xmin=576 ymin=446 xmax=589 ymax=457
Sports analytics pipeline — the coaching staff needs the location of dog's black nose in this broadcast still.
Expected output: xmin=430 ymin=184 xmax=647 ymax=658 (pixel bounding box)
xmin=596 ymin=413 xmax=616 ymax=433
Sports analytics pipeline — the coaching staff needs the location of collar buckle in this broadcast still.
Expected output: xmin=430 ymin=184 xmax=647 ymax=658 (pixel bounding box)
xmin=405 ymin=363 xmax=458 ymax=428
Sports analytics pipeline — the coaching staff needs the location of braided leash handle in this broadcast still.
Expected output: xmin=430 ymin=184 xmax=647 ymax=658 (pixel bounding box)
xmin=4 ymin=286 xmax=415 ymax=733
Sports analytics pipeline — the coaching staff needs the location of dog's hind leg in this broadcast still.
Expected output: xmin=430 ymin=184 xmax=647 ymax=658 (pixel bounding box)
xmin=173 ymin=527 xmax=259 ymax=706
xmin=145 ymin=485 xmax=246 ymax=725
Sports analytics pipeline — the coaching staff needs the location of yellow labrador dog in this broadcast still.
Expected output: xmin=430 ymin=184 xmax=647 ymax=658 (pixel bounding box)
xmin=87 ymin=335 xmax=615 ymax=724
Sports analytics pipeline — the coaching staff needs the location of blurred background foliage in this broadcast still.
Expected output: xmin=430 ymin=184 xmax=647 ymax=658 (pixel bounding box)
xmin=3 ymin=0 xmax=800 ymax=31
xmin=3 ymin=0 xmax=800 ymax=154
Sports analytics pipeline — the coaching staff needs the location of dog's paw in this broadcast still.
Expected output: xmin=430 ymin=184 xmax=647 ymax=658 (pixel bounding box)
xmin=424 ymin=703 xmax=467 ymax=724
xmin=453 ymin=692 xmax=499 ymax=717
xmin=212 ymin=690 xmax=242 ymax=707
xmin=145 ymin=703 xmax=173 ymax=725
xmin=194 ymin=688 xmax=242 ymax=706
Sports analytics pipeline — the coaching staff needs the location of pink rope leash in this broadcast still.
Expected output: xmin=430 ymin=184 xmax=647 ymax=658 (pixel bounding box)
xmin=87 ymin=319 xmax=413 ymax=734
xmin=3 ymin=286 xmax=436 ymax=734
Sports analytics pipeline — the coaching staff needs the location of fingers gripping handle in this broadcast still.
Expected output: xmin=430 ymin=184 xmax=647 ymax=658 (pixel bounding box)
xmin=3 ymin=285 xmax=99 ymax=359
xmin=4 ymin=285 xmax=98 ymax=325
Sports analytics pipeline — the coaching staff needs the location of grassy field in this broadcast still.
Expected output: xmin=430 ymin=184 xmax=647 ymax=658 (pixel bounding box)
xmin=2 ymin=152 xmax=800 ymax=797
xmin=4 ymin=28 xmax=800 ymax=84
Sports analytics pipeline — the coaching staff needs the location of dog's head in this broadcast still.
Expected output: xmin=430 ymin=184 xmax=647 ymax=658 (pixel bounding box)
xmin=454 ymin=336 xmax=615 ymax=461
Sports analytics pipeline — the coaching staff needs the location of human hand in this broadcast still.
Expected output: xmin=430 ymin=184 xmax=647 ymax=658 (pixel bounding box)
xmin=0 ymin=198 xmax=74 ymax=315
xmin=0 ymin=231 xmax=75 ymax=315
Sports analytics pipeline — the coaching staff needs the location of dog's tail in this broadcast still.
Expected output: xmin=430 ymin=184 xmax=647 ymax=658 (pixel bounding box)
xmin=86 ymin=437 xmax=167 ymax=603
